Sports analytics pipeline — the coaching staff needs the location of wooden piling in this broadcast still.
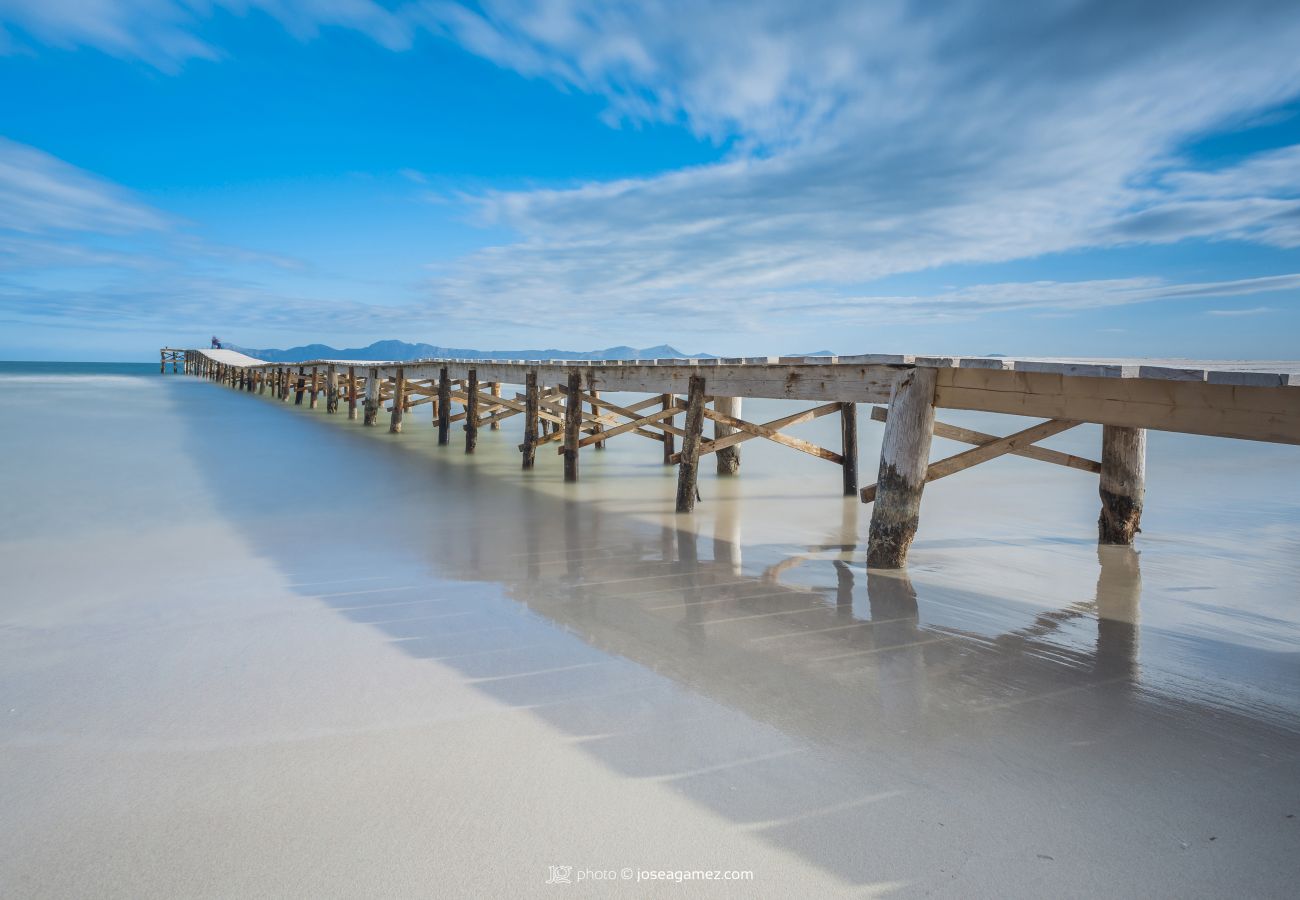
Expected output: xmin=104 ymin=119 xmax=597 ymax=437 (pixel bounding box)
xmin=363 ymin=367 xmax=379 ymax=425
xmin=1098 ymin=426 xmax=1146 ymax=545
xmin=675 ymin=376 xmax=707 ymax=512
xmin=867 ymin=368 xmax=937 ymax=568
xmin=326 ymin=364 xmax=339 ymax=413
xmin=437 ymin=367 xmax=451 ymax=445
xmin=588 ymin=375 xmax=605 ymax=450
xmin=841 ymin=402 xmax=859 ymax=496
xmin=465 ymin=369 xmax=479 ymax=454
xmin=563 ymin=371 xmax=581 ymax=481
xmin=523 ymin=370 xmax=539 ymax=469
xmin=293 ymin=368 xmax=306 ymax=405
xmin=389 ymin=367 xmax=406 ymax=433
xmin=490 ymin=383 xmax=502 ymax=430
xmin=308 ymin=367 xmax=319 ymax=409
xmin=347 ymin=366 xmax=358 ymax=420
xmin=160 ymin=351 xmax=165 ymax=374
xmin=662 ymin=394 xmax=676 ymax=464
xmin=714 ymin=396 xmax=741 ymax=475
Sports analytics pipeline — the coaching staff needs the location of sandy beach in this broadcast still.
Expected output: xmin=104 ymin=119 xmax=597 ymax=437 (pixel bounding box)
xmin=1 ymin=364 xmax=1298 ymax=897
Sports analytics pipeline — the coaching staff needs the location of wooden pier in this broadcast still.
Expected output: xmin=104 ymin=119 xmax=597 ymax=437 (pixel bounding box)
xmin=171 ymin=348 xmax=1300 ymax=567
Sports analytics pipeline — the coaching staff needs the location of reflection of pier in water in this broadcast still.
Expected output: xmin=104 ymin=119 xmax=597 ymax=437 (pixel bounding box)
xmin=393 ymin=497 xmax=1148 ymax=746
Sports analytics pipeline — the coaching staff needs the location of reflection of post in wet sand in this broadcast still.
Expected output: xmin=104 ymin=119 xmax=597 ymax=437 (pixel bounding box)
xmin=865 ymin=568 xmax=927 ymax=723
xmin=712 ymin=501 xmax=742 ymax=575
xmin=1094 ymin=545 xmax=1141 ymax=683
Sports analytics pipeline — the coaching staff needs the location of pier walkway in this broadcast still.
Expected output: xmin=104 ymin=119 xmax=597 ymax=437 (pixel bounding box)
xmin=170 ymin=349 xmax=1300 ymax=566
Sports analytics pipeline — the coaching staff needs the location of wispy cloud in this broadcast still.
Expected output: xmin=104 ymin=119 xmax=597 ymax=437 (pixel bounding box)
xmin=2 ymin=1 xmax=1299 ymax=345
xmin=1205 ymin=306 xmax=1277 ymax=317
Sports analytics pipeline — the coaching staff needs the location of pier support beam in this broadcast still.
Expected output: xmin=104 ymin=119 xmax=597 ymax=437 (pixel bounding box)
xmin=490 ymin=382 xmax=502 ymax=430
xmin=437 ymin=367 xmax=451 ymax=445
xmin=326 ymin=364 xmax=339 ymax=413
xmin=662 ymin=394 xmax=676 ymax=464
xmin=563 ymin=372 xmax=581 ymax=481
xmin=363 ymin=367 xmax=379 ymax=425
xmin=841 ymin=402 xmax=858 ymax=496
xmin=676 ymin=376 xmax=707 ymax=512
xmin=389 ymin=368 xmax=406 ymax=433
xmin=714 ymin=396 xmax=741 ymax=475
xmin=1098 ymin=425 xmax=1146 ymax=545
xmin=465 ymin=369 xmax=479 ymax=453
xmin=867 ymin=368 xmax=937 ymax=568
xmin=308 ymin=367 xmax=320 ymax=409
xmin=522 ymin=370 xmax=539 ymax=469
xmin=347 ymin=367 xmax=357 ymax=419
xmin=294 ymin=369 xmax=306 ymax=405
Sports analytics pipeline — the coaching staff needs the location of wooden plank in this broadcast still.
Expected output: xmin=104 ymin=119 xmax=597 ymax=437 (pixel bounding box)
xmin=934 ymin=368 xmax=1300 ymax=445
xmin=869 ymin=406 xmax=1100 ymax=473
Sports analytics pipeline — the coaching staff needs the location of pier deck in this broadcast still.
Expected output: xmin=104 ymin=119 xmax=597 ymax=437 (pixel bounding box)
xmin=171 ymin=349 xmax=1300 ymax=566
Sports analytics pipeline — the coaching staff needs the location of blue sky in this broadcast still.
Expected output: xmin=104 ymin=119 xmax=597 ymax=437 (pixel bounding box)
xmin=1 ymin=1 xmax=1298 ymax=361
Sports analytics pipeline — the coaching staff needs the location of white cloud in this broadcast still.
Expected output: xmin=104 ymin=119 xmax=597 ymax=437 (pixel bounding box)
xmin=0 ymin=138 xmax=171 ymax=233
xmin=3 ymin=1 xmax=1300 ymax=341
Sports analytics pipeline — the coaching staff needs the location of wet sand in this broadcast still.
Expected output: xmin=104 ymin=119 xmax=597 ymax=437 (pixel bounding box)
xmin=1 ymin=368 xmax=1298 ymax=897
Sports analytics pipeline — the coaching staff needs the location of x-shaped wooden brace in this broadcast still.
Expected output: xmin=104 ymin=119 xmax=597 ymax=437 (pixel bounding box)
xmin=670 ymin=401 xmax=844 ymax=464
xmin=859 ymin=406 xmax=1100 ymax=503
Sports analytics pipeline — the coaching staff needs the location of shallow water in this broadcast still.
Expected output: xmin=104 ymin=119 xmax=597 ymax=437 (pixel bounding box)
xmin=1 ymin=364 xmax=1298 ymax=897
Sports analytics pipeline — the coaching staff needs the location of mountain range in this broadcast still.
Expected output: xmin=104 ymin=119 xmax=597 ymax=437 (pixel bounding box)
xmin=226 ymin=340 xmax=725 ymax=364
xmin=224 ymin=340 xmax=843 ymax=363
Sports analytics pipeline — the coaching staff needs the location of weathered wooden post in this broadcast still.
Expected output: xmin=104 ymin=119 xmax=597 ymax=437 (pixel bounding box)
xmin=307 ymin=367 xmax=319 ymax=409
xmin=172 ymin=353 xmax=178 ymax=373
xmin=841 ymin=402 xmax=859 ymax=496
xmin=437 ymin=367 xmax=451 ymax=445
xmin=563 ymin=371 xmax=581 ymax=481
xmin=160 ymin=350 xmax=165 ymax=374
xmin=258 ymin=368 xmax=267 ymax=395
xmin=1098 ymin=426 xmax=1146 ymax=545
xmin=587 ymin=374 xmax=606 ymax=449
xmin=522 ymin=369 xmax=539 ymax=469
xmin=326 ymin=364 xmax=339 ymax=413
xmin=465 ymin=369 xmax=479 ymax=453
xmin=347 ymin=366 xmax=358 ymax=420
xmin=867 ymin=367 xmax=937 ymax=568
xmin=490 ymin=382 xmax=502 ymax=430
xmin=389 ymin=367 xmax=406 ymax=433
xmin=675 ymin=376 xmax=707 ymax=512
xmin=363 ymin=367 xmax=380 ymax=425
xmin=714 ymin=396 xmax=741 ymax=474
xmin=294 ymin=368 xmax=307 ymax=405
xmin=281 ymin=367 xmax=291 ymax=402
xmin=662 ymin=394 xmax=676 ymax=464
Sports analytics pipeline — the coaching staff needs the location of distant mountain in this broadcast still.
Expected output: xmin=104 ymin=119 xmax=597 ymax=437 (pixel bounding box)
xmin=226 ymin=340 xmax=714 ymax=364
